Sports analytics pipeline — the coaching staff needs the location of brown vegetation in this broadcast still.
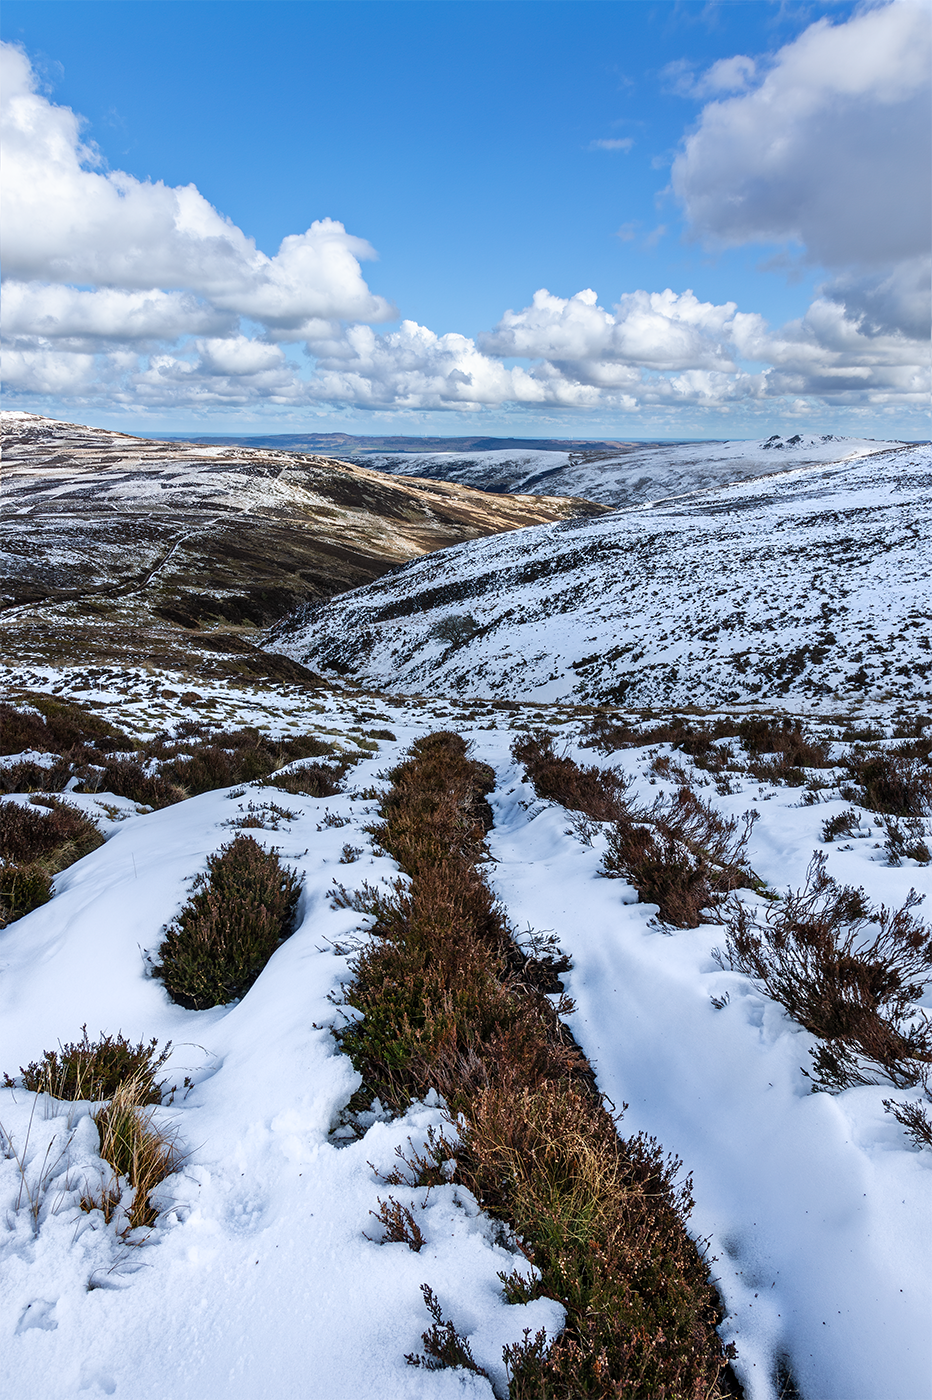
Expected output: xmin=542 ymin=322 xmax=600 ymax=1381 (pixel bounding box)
xmin=715 ymin=853 xmax=932 ymax=1091
xmin=0 ymin=797 xmax=104 ymax=926
xmin=6 ymin=1027 xmax=170 ymax=1103
xmin=153 ymin=834 xmax=302 ymax=1009
xmin=339 ymin=731 xmax=736 ymax=1397
xmin=514 ymin=732 xmax=755 ymax=928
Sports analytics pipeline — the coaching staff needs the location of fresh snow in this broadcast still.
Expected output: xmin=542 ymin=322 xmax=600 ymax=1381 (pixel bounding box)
xmin=0 ymin=758 xmax=562 ymax=1400
xmin=1 ymin=702 xmax=930 ymax=1400
xmin=270 ymin=442 xmax=932 ymax=713
xmin=359 ymin=434 xmax=904 ymax=508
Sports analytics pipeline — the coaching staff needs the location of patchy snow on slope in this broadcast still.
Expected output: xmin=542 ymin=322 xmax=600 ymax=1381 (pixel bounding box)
xmin=360 ymin=435 xmax=903 ymax=508
xmin=270 ymin=442 xmax=932 ymax=714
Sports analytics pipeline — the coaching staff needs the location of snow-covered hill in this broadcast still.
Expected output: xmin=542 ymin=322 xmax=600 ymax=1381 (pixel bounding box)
xmin=269 ymin=442 xmax=931 ymax=714
xmin=360 ymin=434 xmax=905 ymax=508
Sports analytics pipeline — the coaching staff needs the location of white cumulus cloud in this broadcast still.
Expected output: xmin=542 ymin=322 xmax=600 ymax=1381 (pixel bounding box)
xmin=0 ymin=41 xmax=394 ymax=341
xmin=672 ymin=0 xmax=931 ymax=268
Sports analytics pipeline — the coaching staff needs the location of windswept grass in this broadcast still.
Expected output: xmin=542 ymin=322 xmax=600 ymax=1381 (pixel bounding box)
xmin=83 ymin=1071 xmax=183 ymax=1233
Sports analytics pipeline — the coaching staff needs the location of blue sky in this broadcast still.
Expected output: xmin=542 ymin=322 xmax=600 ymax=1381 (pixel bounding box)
xmin=2 ymin=0 xmax=929 ymax=438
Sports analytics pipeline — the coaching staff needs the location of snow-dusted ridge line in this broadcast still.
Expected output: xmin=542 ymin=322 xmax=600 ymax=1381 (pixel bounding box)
xmin=269 ymin=442 xmax=932 ymax=714
xmin=358 ymin=433 xmax=904 ymax=509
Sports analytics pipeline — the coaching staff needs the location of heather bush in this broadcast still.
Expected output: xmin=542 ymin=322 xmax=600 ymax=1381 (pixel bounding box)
xmin=821 ymin=809 xmax=861 ymax=843
xmin=0 ymin=758 xmax=76 ymax=795
xmin=0 ymin=696 xmax=135 ymax=758
xmin=882 ymin=817 xmax=931 ymax=866
xmin=512 ymin=731 xmax=630 ymax=822
xmin=154 ymin=834 xmax=302 ymax=1008
xmin=883 ymin=1080 xmax=932 ymax=1150
xmin=734 ymin=717 xmax=833 ymax=786
xmin=841 ymin=749 xmax=932 ymax=816
xmin=515 ymin=734 xmax=755 ymax=927
xmin=0 ymin=798 xmax=105 ymax=926
xmin=716 ymin=853 xmax=932 ymax=1090
xmin=267 ymin=761 xmax=346 ymax=797
xmin=0 ymin=798 xmax=103 ymax=865
xmin=79 ymin=759 xmax=185 ymax=810
xmin=7 ymin=1026 xmax=170 ymax=1104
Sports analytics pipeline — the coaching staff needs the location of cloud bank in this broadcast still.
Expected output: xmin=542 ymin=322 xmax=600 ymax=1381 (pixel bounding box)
xmin=2 ymin=8 xmax=928 ymax=426
xmin=671 ymin=0 xmax=931 ymax=338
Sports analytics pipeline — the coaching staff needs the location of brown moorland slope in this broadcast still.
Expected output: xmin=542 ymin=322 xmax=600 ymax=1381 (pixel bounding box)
xmin=1 ymin=412 xmax=607 ymax=683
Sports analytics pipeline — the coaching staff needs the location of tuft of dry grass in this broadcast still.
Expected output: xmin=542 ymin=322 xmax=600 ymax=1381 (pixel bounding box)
xmin=154 ymin=834 xmax=302 ymax=1009
xmin=340 ymin=731 xmax=736 ymax=1397
xmin=83 ymin=1072 xmax=183 ymax=1233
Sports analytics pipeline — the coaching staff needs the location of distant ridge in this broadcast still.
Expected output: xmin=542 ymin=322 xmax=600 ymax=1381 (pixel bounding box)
xmin=161 ymin=432 xmax=655 ymax=454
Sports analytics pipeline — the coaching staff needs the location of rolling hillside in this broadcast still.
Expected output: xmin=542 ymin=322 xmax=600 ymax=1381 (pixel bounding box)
xmin=269 ymin=441 xmax=931 ymax=716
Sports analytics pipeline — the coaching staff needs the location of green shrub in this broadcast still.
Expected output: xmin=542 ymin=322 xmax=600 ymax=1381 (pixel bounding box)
xmin=0 ymin=862 xmax=53 ymax=925
xmin=154 ymin=835 xmax=302 ymax=1008
xmin=0 ymin=798 xmax=105 ymax=927
xmin=267 ymin=761 xmax=346 ymax=797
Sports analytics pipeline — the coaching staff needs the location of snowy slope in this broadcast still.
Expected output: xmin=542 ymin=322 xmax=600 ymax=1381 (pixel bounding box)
xmin=269 ymin=442 xmax=932 ymax=713
xmin=0 ymin=756 xmax=563 ymax=1400
xmin=1 ymin=699 xmax=929 ymax=1400
xmin=360 ymin=434 xmax=904 ymax=508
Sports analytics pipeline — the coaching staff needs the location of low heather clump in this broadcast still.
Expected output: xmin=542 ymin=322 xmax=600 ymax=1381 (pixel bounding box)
xmin=515 ymin=732 xmax=755 ymax=928
xmin=512 ymin=731 xmax=630 ymax=821
xmin=737 ymin=717 xmax=833 ymax=785
xmin=841 ymin=748 xmax=932 ymax=817
xmin=153 ymin=834 xmax=302 ymax=1009
xmin=716 ymin=853 xmax=932 ymax=1091
xmin=5 ymin=1026 xmax=170 ymax=1103
xmin=0 ymin=797 xmax=104 ymax=926
xmin=267 ymin=761 xmax=347 ymax=797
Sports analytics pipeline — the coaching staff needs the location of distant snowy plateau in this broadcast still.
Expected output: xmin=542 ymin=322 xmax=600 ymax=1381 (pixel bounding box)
xmin=271 ymin=439 xmax=931 ymax=713
xmin=359 ymin=432 xmax=902 ymax=507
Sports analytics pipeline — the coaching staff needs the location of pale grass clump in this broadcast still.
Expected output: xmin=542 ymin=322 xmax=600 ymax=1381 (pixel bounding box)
xmin=82 ymin=1072 xmax=183 ymax=1234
